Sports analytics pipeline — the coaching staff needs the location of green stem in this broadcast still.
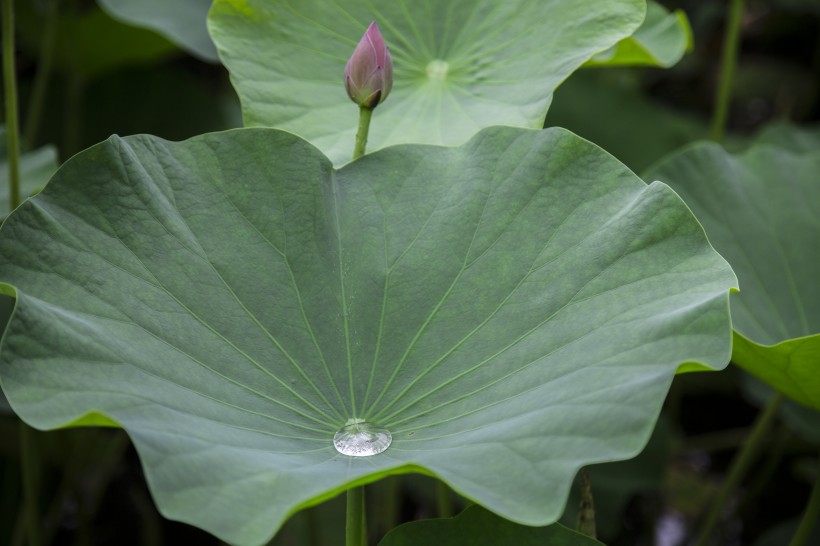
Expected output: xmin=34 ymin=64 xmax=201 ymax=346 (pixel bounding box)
xmin=19 ymin=422 xmax=42 ymax=546
xmin=576 ymin=468 xmax=597 ymax=539
xmin=373 ymin=477 xmax=399 ymax=538
xmin=346 ymin=487 xmax=366 ymax=546
xmin=23 ymin=0 xmax=59 ymax=150
xmin=694 ymin=392 xmax=784 ymax=546
xmin=709 ymin=0 xmax=744 ymax=143
xmin=2 ymin=0 xmax=21 ymax=210
xmin=62 ymin=76 xmax=85 ymax=158
xmin=789 ymin=454 xmax=820 ymax=546
xmin=352 ymin=106 xmax=373 ymax=160
xmin=436 ymin=480 xmax=454 ymax=518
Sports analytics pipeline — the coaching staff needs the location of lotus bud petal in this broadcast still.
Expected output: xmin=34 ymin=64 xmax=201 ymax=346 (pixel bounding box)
xmin=344 ymin=21 xmax=393 ymax=109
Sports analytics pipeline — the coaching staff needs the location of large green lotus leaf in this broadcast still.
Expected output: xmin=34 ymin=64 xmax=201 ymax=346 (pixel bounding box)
xmin=0 ymin=127 xmax=735 ymax=545
xmin=207 ymin=0 xmax=645 ymax=165
xmin=97 ymin=0 xmax=219 ymax=62
xmin=586 ymin=1 xmax=692 ymax=68
xmin=378 ymin=505 xmax=604 ymax=546
xmin=645 ymin=140 xmax=820 ymax=409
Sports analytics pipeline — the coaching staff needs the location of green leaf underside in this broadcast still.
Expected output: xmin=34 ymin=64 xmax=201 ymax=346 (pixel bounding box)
xmin=97 ymin=0 xmax=219 ymax=62
xmin=378 ymin=505 xmax=603 ymax=546
xmin=645 ymin=139 xmax=820 ymax=409
xmin=207 ymin=0 xmax=645 ymax=165
xmin=0 ymin=127 xmax=734 ymax=545
xmin=586 ymin=1 xmax=692 ymax=68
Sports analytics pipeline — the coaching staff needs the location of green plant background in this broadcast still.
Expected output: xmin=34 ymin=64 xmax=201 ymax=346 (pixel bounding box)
xmin=0 ymin=0 xmax=819 ymax=545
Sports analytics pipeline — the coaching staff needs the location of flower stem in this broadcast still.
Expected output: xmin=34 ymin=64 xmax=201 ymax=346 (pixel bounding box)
xmin=2 ymin=0 xmax=22 ymax=210
xmin=789 ymin=454 xmax=820 ymax=546
xmin=436 ymin=480 xmax=454 ymax=518
xmin=709 ymin=0 xmax=744 ymax=143
xmin=23 ymin=0 xmax=59 ymax=150
xmin=346 ymin=486 xmax=366 ymax=546
xmin=20 ymin=421 xmax=42 ymax=546
xmin=694 ymin=392 xmax=784 ymax=546
xmin=576 ymin=468 xmax=597 ymax=539
xmin=353 ymin=106 xmax=373 ymax=160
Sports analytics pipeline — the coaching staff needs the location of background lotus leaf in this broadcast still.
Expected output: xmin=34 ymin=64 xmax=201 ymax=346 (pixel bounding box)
xmin=644 ymin=134 xmax=820 ymax=409
xmin=378 ymin=505 xmax=604 ymax=546
xmin=586 ymin=1 xmax=693 ymax=68
xmin=0 ymin=127 xmax=58 ymax=215
xmin=14 ymin=1 xmax=178 ymax=79
xmin=0 ymin=127 xmax=734 ymax=545
xmin=207 ymin=0 xmax=645 ymax=164
xmin=97 ymin=0 xmax=219 ymax=62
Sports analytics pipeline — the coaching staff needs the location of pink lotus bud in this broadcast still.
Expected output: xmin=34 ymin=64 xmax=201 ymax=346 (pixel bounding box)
xmin=344 ymin=22 xmax=393 ymax=109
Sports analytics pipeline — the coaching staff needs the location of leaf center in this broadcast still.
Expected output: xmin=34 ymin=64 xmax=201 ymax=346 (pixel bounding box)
xmin=425 ymin=59 xmax=450 ymax=81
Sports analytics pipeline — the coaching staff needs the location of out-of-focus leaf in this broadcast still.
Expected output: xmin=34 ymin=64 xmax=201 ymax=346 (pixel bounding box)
xmin=0 ymin=127 xmax=59 ymax=214
xmin=378 ymin=505 xmax=604 ymax=546
xmin=742 ymin=372 xmax=820 ymax=445
xmin=645 ymin=132 xmax=820 ymax=409
xmin=546 ymin=71 xmax=707 ymax=173
xmin=586 ymin=1 xmax=693 ymax=68
xmin=755 ymin=518 xmax=820 ymax=546
xmin=15 ymin=1 xmax=179 ymax=78
xmin=97 ymin=0 xmax=218 ymax=62
xmin=752 ymin=122 xmax=820 ymax=154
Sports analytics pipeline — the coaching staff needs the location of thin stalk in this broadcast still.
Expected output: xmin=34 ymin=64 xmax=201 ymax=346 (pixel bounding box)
xmin=352 ymin=106 xmax=373 ymax=160
xmin=373 ymin=477 xmax=399 ymax=538
xmin=709 ymin=0 xmax=744 ymax=143
xmin=694 ymin=392 xmax=784 ymax=546
xmin=436 ymin=480 xmax=454 ymax=518
xmin=62 ymin=76 xmax=84 ymax=158
xmin=576 ymin=468 xmax=597 ymax=539
xmin=19 ymin=422 xmax=42 ymax=546
xmin=23 ymin=0 xmax=59 ymax=150
xmin=789 ymin=454 xmax=820 ymax=546
xmin=2 ymin=0 xmax=21 ymax=209
xmin=346 ymin=487 xmax=366 ymax=546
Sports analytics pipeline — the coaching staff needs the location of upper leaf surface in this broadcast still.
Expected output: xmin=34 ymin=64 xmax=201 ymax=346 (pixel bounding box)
xmin=207 ymin=0 xmax=645 ymax=164
xmin=0 ymin=127 xmax=734 ymax=545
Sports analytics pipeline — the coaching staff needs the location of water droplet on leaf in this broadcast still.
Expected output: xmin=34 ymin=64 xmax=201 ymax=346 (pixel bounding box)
xmin=333 ymin=419 xmax=392 ymax=457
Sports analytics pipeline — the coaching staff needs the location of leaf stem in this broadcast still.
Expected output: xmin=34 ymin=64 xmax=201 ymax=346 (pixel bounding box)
xmin=346 ymin=486 xmax=366 ymax=546
xmin=353 ymin=106 xmax=373 ymax=160
xmin=19 ymin=422 xmax=42 ymax=546
xmin=436 ymin=480 xmax=454 ymax=518
xmin=789 ymin=453 xmax=820 ymax=546
xmin=576 ymin=468 xmax=597 ymax=539
xmin=694 ymin=392 xmax=784 ymax=546
xmin=23 ymin=0 xmax=59 ymax=150
xmin=2 ymin=0 xmax=22 ymax=210
xmin=709 ymin=0 xmax=744 ymax=143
